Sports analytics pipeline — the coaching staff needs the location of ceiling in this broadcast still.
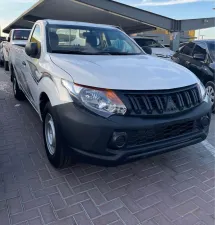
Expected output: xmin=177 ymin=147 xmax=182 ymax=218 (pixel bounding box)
xmin=3 ymin=0 xmax=215 ymax=34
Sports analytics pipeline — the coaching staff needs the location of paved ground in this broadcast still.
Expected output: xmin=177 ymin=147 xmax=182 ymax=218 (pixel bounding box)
xmin=0 ymin=68 xmax=214 ymax=225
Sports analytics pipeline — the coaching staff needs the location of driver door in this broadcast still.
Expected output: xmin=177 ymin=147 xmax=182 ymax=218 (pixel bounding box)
xmin=177 ymin=42 xmax=195 ymax=69
xmin=189 ymin=43 xmax=208 ymax=83
xmin=21 ymin=24 xmax=42 ymax=111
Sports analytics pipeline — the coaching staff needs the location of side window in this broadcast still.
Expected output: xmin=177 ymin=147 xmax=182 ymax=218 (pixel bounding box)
xmin=192 ymin=44 xmax=207 ymax=60
xmin=30 ymin=25 xmax=41 ymax=57
xmin=181 ymin=42 xmax=195 ymax=56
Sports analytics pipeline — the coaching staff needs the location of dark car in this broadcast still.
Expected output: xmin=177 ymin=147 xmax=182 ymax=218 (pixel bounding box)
xmin=179 ymin=42 xmax=188 ymax=49
xmin=172 ymin=40 xmax=215 ymax=112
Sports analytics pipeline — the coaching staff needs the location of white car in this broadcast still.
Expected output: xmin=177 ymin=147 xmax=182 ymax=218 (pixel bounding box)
xmin=0 ymin=41 xmax=6 ymax=67
xmin=133 ymin=37 xmax=175 ymax=60
xmin=3 ymin=29 xmax=31 ymax=71
xmin=10 ymin=19 xmax=211 ymax=168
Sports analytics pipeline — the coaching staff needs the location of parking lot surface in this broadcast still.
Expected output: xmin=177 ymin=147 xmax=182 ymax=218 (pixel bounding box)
xmin=0 ymin=68 xmax=214 ymax=225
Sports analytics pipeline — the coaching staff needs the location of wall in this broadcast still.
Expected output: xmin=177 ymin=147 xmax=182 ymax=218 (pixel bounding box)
xmin=136 ymin=28 xmax=196 ymax=46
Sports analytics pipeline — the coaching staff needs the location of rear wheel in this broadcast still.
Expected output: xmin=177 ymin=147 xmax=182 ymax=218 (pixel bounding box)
xmin=43 ymin=102 xmax=74 ymax=168
xmin=206 ymin=81 xmax=215 ymax=113
xmin=10 ymin=65 xmax=15 ymax=82
xmin=0 ymin=59 xmax=4 ymax=67
xmin=4 ymin=61 xmax=9 ymax=71
xmin=13 ymin=76 xmax=25 ymax=100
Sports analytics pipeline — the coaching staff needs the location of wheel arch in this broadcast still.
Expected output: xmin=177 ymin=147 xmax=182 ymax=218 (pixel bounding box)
xmin=202 ymin=73 xmax=215 ymax=86
xmin=39 ymin=92 xmax=50 ymax=120
xmin=10 ymin=63 xmax=15 ymax=82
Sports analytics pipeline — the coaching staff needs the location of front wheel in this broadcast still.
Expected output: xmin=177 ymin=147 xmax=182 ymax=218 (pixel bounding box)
xmin=43 ymin=102 xmax=74 ymax=168
xmin=206 ymin=81 xmax=215 ymax=113
xmin=13 ymin=76 xmax=25 ymax=100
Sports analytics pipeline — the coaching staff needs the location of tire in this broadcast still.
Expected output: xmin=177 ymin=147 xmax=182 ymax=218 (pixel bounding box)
xmin=13 ymin=76 xmax=25 ymax=100
xmin=206 ymin=81 xmax=215 ymax=113
xmin=10 ymin=66 xmax=14 ymax=82
xmin=4 ymin=61 xmax=9 ymax=71
xmin=43 ymin=102 xmax=74 ymax=168
xmin=0 ymin=60 xmax=3 ymax=67
xmin=0 ymin=57 xmax=4 ymax=67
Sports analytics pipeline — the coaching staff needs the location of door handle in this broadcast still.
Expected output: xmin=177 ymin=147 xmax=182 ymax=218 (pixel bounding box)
xmin=22 ymin=61 xmax=26 ymax=66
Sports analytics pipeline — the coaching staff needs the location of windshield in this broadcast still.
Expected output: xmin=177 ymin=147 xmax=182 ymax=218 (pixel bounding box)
xmin=207 ymin=42 xmax=215 ymax=61
xmin=13 ymin=30 xmax=30 ymax=41
xmin=134 ymin=38 xmax=164 ymax=48
xmin=47 ymin=25 xmax=143 ymax=55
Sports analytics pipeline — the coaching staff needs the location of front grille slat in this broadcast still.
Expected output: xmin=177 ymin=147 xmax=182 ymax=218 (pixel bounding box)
xmin=145 ymin=96 xmax=153 ymax=114
xmin=176 ymin=93 xmax=185 ymax=110
xmin=141 ymin=96 xmax=153 ymax=114
xmin=154 ymin=96 xmax=164 ymax=113
xmin=132 ymin=96 xmax=142 ymax=114
xmin=184 ymin=91 xmax=192 ymax=108
xmin=124 ymin=85 xmax=200 ymax=116
xmin=191 ymin=88 xmax=199 ymax=105
xmin=128 ymin=95 xmax=140 ymax=114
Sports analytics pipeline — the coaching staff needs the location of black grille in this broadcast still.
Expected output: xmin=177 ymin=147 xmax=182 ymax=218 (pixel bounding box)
xmin=124 ymin=85 xmax=201 ymax=116
xmin=127 ymin=120 xmax=198 ymax=148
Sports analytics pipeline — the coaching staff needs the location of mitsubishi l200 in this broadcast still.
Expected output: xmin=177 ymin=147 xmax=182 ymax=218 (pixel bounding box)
xmin=10 ymin=20 xmax=212 ymax=168
xmin=3 ymin=29 xmax=31 ymax=71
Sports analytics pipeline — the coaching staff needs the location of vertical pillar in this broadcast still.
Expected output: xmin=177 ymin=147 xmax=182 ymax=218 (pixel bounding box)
xmin=170 ymin=32 xmax=180 ymax=52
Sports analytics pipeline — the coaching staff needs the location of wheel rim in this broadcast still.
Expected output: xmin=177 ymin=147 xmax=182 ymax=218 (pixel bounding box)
xmin=206 ymin=85 xmax=215 ymax=104
xmin=13 ymin=78 xmax=17 ymax=95
xmin=45 ymin=113 xmax=56 ymax=155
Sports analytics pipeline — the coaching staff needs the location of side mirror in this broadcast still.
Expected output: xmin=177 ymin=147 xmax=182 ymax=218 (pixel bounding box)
xmin=7 ymin=37 xmax=11 ymax=42
xmin=25 ymin=42 xmax=38 ymax=58
xmin=193 ymin=54 xmax=205 ymax=61
xmin=142 ymin=46 xmax=152 ymax=55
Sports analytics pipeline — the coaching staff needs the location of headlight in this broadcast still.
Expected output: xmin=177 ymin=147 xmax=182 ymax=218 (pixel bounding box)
xmin=62 ymin=80 xmax=127 ymax=117
xmin=198 ymin=82 xmax=206 ymax=101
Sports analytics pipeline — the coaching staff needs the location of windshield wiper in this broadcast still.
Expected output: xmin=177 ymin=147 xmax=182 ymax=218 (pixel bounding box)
xmin=51 ymin=50 xmax=110 ymax=55
xmin=105 ymin=52 xmax=141 ymax=55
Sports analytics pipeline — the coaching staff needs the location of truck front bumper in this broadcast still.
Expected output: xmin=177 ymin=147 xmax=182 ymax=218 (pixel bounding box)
xmin=54 ymin=101 xmax=211 ymax=164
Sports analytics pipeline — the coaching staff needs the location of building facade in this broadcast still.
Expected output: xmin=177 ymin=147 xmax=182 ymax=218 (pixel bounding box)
xmin=136 ymin=29 xmax=196 ymax=47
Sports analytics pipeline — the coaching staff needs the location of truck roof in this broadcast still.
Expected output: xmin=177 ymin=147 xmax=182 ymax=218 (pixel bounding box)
xmin=44 ymin=19 xmax=118 ymax=29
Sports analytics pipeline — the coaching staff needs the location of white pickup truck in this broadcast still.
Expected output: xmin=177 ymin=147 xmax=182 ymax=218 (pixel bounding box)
xmin=3 ymin=29 xmax=31 ymax=71
xmin=10 ymin=19 xmax=212 ymax=168
xmin=133 ymin=37 xmax=175 ymax=61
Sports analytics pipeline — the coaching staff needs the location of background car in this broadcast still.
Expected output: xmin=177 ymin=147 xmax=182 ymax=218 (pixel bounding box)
xmin=0 ymin=37 xmax=6 ymax=43
xmin=0 ymin=41 xmax=6 ymax=67
xmin=133 ymin=37 xmax=175 ymax=60
xmin=172 ymin=40 xmax=215 ymax=112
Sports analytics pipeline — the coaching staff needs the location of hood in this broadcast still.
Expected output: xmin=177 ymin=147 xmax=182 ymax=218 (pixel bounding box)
xmin=50 ymin=54 xmax=199 ymax=90
xmin=11 ymin=40 xmax=28 ymax=46
xmin=152 ymin=47 xmax=175 ymax=58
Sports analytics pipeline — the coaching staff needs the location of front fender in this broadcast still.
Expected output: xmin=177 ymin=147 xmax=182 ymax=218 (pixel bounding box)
xmin=38 ymin=75 xmax=73 ymax=114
